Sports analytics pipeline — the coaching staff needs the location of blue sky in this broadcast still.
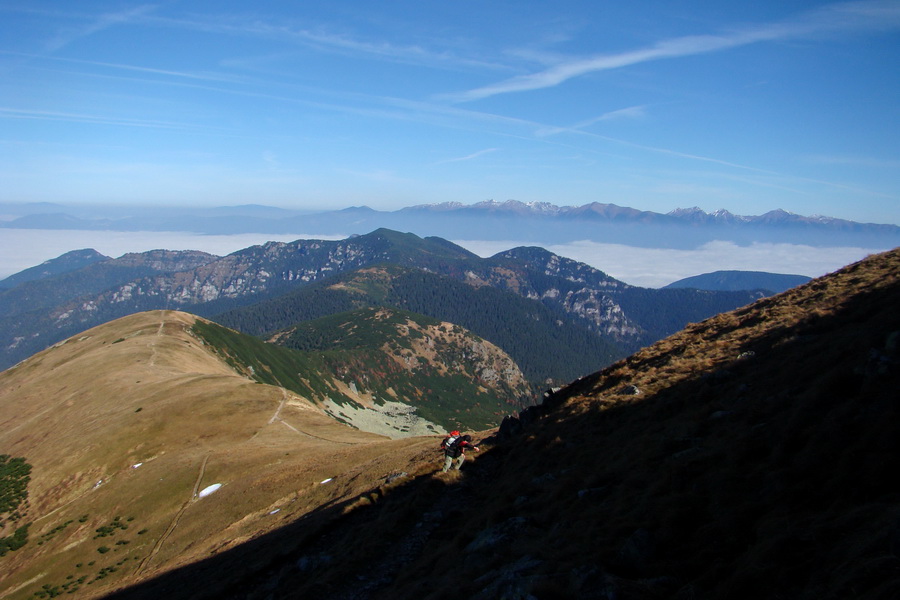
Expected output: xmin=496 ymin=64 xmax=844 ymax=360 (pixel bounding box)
xmin=2 ymin=1 xmax=899 ymax=224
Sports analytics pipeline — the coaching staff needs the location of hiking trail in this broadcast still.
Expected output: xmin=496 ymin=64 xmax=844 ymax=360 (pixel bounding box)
xmin=135 ymin=453 xmax=211 ymax=577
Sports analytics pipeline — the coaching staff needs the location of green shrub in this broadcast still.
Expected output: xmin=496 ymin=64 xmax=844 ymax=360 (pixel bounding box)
xmin=0 ymin=523 xmax=29 ymax=556
xmin=0 ymin=455 xmax=31 ymax=520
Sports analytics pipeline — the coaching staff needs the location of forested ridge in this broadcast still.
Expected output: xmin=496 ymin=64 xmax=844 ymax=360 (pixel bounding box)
xmin=192 ymin=309 xmax=526 ymax=430
xmin=214 ymin=265 xmax=624 ymax=385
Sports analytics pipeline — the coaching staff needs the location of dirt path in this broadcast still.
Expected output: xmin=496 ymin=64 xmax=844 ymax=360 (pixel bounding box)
xmin=147 ymin=313 xmax=167 ymax=367
xmin=190 ymin=454 xmax=211 ymax=500
xmin=135 ymin=453 xmax=210 ymax=577
xmin=278 ymin=419 xmax=362 ymax=445
xmin=268 ymin=388 xmax=288 ymax=424
xmin=266 ymin=386 xmax=365 ymax=445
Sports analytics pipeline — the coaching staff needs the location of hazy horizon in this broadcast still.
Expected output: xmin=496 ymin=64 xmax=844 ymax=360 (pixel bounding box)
xmin=2 ymin=198 xmax=900 ymax=226
xmin=3 ymin=1 xmax=899 ymax=223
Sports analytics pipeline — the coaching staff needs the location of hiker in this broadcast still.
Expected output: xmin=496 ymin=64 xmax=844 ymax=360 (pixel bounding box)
xmin=440 ymin=430 xmax=479 ymax=472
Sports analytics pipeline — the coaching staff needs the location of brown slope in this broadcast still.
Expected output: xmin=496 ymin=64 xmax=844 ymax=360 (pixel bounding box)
xmin=100 ymin=248 xmax=900 ymax=600
xmin=0 ymin=311 xmax=447 ymax=599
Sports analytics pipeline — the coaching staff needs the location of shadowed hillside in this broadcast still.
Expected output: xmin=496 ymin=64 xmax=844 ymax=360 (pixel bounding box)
xmin=96 ymin=247 xmax=899 ymax=599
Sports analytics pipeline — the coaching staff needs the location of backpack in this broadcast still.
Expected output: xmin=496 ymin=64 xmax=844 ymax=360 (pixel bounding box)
xmin=441 ymin=435 xmax=460 ymax=453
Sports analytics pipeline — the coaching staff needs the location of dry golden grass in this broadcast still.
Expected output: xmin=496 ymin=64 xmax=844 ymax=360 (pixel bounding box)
xmin=0 ymin=311 xmax=449 ymax=599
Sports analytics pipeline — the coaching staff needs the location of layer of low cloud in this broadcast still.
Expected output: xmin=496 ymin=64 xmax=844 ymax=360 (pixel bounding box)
xmin=454 ymin=239 xmax=879 ymax=288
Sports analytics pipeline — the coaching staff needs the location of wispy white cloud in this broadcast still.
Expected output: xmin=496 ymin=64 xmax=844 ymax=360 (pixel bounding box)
xmin=147 ymin=13 xmax=509 ymax=73
xmin=262 ymin=151 xmax=281 ymax=170
xmin=536 ymin=105 xmax=646 ymax=137
xmin=337 ymin=96 xmax=890 ymax=200
xmin=550 ymin=123 xmax=782 ymax=174
xmin=44 ymin=4 xmax=158 ymax=52
xmin=803 ymin=154 xmax=900 ymax=169
xmin=0 ymin=107 xmax=191 ymax=130
xmin=17 ymin=52 xmax=250 ymax=84
xmin=433 ymin=148 xmax=499 ymax=165
xmin=451 ymin=0 xmax=900 ymax=101
xmin=14 ymin=5 xmax=504 ymax=75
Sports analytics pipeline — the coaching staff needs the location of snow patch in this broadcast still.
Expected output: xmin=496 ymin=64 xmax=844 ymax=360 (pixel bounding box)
xmin=198 ymin=483 xmax=222 ymax=498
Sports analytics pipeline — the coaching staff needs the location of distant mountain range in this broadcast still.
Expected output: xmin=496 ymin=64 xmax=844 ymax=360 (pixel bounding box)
xmin=2 ymin=200 xmax=897 ymax=249
xmin=0 ymin=229 xmax=766 ymax=379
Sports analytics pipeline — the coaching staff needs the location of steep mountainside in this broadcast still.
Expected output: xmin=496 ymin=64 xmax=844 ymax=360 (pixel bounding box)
xmin=467 ymin=246 xmax=766 ymax=345
xmin=0 ymin=250 xmax=217 ymax=318
xmin=0 ymin=310 xmax=477 ymax=599
xmin=664 ymin=270 xmax=811 ymax=293
xmin=99 ymin=247 xmax=899 ymax=600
